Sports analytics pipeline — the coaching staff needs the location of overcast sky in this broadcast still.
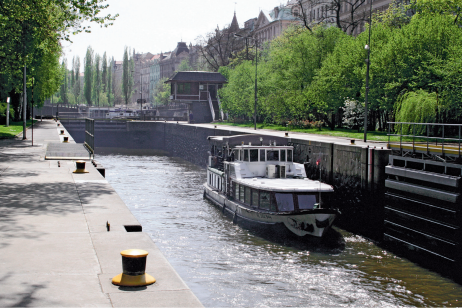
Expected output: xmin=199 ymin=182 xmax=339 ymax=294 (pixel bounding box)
xmin=63 ymin=0 xmax=286 ymax=66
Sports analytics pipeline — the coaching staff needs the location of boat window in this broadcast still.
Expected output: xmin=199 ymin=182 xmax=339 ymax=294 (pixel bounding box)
xmin=287 ymin=150 xmax=293 ymax=162
xmin=298 ymin=194 xmax=318 ymax=210
xmin=234 ymin=183 xmax=239 ymax=200
xmin=245 ymin=186 xmax=251 ymax=204
xmin=267 ymin=150 xmax=279 ymax=161
xmin=250 ymin=149 xmax=258 ymax=162
xmin=244 ymin=149 xmax=249 ymax=161
xmin=260 ymin=149 xmax=266 ymax=162
xmin=251 ymin=189 xmax=259 ymax=207
xmin=281 ymin=149 xmax=286 ymax=162
xmin=275 ymin=193 xmax=295 ymax=212
xmin=230 ymin=165 xmax=236 ymax=178
xmin=239 ymin=184 xmax=245 ymax=202
xmin=260 ymin=191 xmax=271 ymax=210
xmin=240 ymin=150 xmax=244 ymax=161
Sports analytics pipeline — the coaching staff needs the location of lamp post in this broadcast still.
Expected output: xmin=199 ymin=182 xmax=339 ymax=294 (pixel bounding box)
xmin=6 ymin=97 xmax=10 ymax=127
xmin=364 ymin=0 xmax=373 ymax=142
xmin=234 ymin=33 xmax=258 ymax=130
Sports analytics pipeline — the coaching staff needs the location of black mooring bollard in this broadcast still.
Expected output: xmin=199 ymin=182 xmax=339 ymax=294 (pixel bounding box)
xmin=73 ymin=160 xmax=89 ymax=173
xmin=112 ymin=249 xmax=156 ymax=287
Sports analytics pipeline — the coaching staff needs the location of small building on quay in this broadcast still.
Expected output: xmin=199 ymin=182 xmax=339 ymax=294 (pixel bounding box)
xmin=165 ymin=71 xmax=228 ymax=123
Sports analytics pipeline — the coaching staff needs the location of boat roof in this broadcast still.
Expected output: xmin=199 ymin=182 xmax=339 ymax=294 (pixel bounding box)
xmin=208 ymin=134 xmax=289 ymax=148
xmin=234 ymin=145 xmax=293 ymax=149
xmin=235 ymin=177 xmax=334 ymax=193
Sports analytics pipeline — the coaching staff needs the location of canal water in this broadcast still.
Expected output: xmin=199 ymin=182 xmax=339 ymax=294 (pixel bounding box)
xmin=98 ymin=153 xmax=462 ymax=307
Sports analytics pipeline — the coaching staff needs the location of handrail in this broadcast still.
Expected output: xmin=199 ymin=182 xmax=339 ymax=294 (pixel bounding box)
xmin=217 ymin=96 xmax=224 ymax=120
xmin=208 ymin=92 xmax=215 ymax=121
xmin=85 ymin=118 xmax=95 ymax=158
xmin=388 ymin=121 xmax=462 ymax=126
xmin=387 ymin=122 xmax=462 ymax=158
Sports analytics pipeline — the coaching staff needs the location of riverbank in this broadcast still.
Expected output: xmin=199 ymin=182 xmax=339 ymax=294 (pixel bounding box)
xmin=0 ymin=119 xmax=36 ymax=138
xmin=0 ymin=120 xmax=202 ymax=307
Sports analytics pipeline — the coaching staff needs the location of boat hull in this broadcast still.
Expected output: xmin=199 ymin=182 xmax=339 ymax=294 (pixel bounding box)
xmin=204 ymin=184 xmax=338 ymax=238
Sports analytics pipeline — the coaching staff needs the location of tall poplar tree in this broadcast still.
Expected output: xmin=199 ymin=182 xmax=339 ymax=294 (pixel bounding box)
xmin=122 ymin=46 xmax=133 ymax=105
xmin=107 ymin=57 xmax=112 ymax=106
xmin=74 ymin=56 xmax=81 ymax=103
xmin=59 ymin=58 xmax=68 ymax=104
xmin=71 ymin=56 xmax=75 ymax=89
xmin=102 ymin=52 xmax=107 ymax=93
xmin=94 ymin=53 xmax=101 ymax=106
xmin=84 ymin=46 xmax=93 ymax=106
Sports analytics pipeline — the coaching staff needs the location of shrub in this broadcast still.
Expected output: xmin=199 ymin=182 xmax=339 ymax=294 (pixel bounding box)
xmin=342 ymin=99 xmax=365 ymax=131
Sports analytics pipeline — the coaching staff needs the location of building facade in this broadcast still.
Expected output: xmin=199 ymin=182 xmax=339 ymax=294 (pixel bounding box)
xmin=166 ymin=71 xmax=228 ymax=123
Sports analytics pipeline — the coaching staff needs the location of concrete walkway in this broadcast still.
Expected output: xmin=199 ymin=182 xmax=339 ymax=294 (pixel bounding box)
xmin=0 ymin=120 xmax=202 ymax=307
xmin=190 ymin=122 xmax=389 ymax=148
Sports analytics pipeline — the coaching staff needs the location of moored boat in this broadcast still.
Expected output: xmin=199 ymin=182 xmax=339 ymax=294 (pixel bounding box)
xmin=203 ymin=134 xmax=339 ymax=238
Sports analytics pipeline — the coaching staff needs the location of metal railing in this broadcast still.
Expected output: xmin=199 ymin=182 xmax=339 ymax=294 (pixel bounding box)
xmin=208 ymin=92 xmax=215 ymax=121
xmin=217 ymin=96 xmax=225 ymax=120
xmin=387 ymin=122 xmax=462 ymax=158
xmin=85 ymin=118 xmax=95 ymax=156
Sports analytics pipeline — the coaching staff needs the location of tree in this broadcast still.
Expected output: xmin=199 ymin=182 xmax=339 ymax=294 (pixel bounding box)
xmin=107 ymin=57 xmax=112 ymax=106
xmin=342 ymin=99 xmax=365 ymax=131
xmin=93 ymin=53 xmax=101 ymax=106
xmin=294 ymin=0 xmax=369 ymax=35
xmin=102 ymin=52 xmax=107 ymax=93
xmin=71 ymin=56 xmax=75 ymax=89
xmin=154 ymin=77 xmax=170 ymax=106
xmin=196 ymin=25 xmax=244 ymax=71
xmin=74 ymin=56 xmax=81 ymax=103
xmin=0 ymin=0 xmax=117 ymax=109
xmin=59 ymin=59 xmax=68 ymax=104
xmin=122 ymin=47 xmax=133 ymax=105
xmin=84 ymin=46 xmax=93 ymax=105
xmin=178 ymin=58 xmax=194 ymax=72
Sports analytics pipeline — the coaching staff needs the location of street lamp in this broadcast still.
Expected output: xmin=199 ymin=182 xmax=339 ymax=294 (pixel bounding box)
xmin=364 ymin=0 xmax=373 ymax=142
xmin=234 ymin=33 xmax=258 ymax=130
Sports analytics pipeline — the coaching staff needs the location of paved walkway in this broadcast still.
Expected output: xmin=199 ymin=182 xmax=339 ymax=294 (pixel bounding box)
xmin=188 ymin=122 xmax=388 ymax=148
xmin=0 ymin=120 xmax=202 ymax=307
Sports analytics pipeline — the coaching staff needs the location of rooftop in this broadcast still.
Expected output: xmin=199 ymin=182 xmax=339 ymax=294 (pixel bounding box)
xmin=165 ymin=71 xmax=228 ymax=83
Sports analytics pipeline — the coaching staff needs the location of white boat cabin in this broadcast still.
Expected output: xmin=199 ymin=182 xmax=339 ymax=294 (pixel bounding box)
xmin=206 ymin=137 xmax=334 ymax=213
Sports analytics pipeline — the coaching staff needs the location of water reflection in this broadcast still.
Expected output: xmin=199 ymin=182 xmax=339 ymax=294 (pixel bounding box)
xmin=98 ymin=154 xmax=462 ymax=307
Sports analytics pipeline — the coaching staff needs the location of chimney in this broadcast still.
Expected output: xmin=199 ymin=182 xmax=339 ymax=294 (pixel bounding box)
xmin=274 ymin=6 xmax=279 ymax=18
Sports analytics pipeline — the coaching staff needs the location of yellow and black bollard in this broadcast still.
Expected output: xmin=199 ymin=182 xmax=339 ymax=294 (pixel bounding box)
xmin=63 ymin=136 xmax=69 ymax=143
xmin=73 ymin=161 xmax=89 ymax=173
xmin=112 ymin=249 xmax=156 ymax=287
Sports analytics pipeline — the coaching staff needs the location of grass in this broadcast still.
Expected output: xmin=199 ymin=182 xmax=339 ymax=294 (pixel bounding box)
xmin=215 ymin=121 xmax=462 ymax=145
xmin=215 ymin=121 xmax=392 ymax=142
xmin=0 ymin=120 xmax=37 ymax=138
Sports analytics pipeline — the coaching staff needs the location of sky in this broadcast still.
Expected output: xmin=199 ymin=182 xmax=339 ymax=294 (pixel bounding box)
xmin=63 ymin=0 xmax=287 ymax=66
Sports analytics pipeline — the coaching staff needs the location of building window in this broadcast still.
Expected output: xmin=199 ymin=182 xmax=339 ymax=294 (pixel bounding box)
xmin=177 ymin=83 xmax=191 ymax=94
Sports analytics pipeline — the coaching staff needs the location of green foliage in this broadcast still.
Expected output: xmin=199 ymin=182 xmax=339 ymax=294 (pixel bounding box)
xmin=154 ymin=78 xmax=170 ymax=106
xmin=122 ymin=47 xmax=134 ymax=105
xmin=84 ymin=46 xmax=93 ymax=105
xmin=219 ymin=2 xmax=462 ymax=129
xmin=395 ymin=90 xmax=438 ymax=123
xmin=0 ymin=0 xmax=117 ymax=111
xmin=0 ymin=102 xmax=15 ymax=119
xmin=178 ymin=59 xmax=194 ymax=72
